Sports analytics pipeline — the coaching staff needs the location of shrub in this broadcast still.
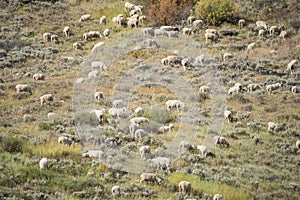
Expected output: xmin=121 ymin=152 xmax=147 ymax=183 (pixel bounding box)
xmin=195 ymin=0 xmax=238 ymax=26
xmin=0 ymin=137 xmax=25 ymax=153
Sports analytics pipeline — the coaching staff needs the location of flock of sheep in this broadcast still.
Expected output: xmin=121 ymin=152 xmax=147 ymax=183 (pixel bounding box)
xmin=11 ymin=0 xmax=299 ymax=199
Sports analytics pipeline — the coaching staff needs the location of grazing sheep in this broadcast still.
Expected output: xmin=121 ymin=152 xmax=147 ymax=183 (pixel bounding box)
xmin=193 ymin=20 xmax=205 ymax=28
xmin=238 ymin=19 xmax=245 ymax=29
xmin=287 ymin=59 xmax=297 ymax=75
xmin=135 ymin=129 xmax=146 ymax=141
xmin=99 ymin=15 xmax=106 ymax=25
xmin=205 ymin=32 xmax=218 ymax=44
xmin=63 ymin=26 xmax=70 ymax=38
xmin=291 ymin=86 xmax=298 ymax=94
xmin=266 ymin=83 xmax=282 ymax=94
xmin=39 ymin=157 xmax=48 ymax=170
xmin=140 ymin=173 xmax=162 ymax=184
xmin=269 ymin=25 xmax=284 ymax=35
xmin=187 ymin=16 xmax=196 ymax=25
xmin=165 ymin=100 xmax=185 ymax=112
xmin=268 ymin=122 xmax=277 ymax=131
xmin=127 ymin=17 xmax=139 ymax=28
xmin=103 ymin=28 xmax=110 ymax=37
xmin=50 ymin=34 xmax=58 ymax=43
xmin=73 ymin=42 xmax=83 ymax=50
xmin=112 ymin=99 xmax=125 ymax=108
xmin=111 ymin=185 xmax=121 ymax=197
xmin=15 ymin=84 xmax=32 ymax=94
xmin=82 ymin=150 xmax=103 ymax=159
xmin=247 ymin=42 xmax=256 ymax=53
xmin=58 ymin=136 xmax=72 ymax=145
xmin=108 ymin=107 xmax=127 ymax=118
xmin=161 ymin=55 xmax=182 ymax=66
xmin=88 ymin=70 xmax=99 ymax=79
xmin=228 ymin=84 xmax=242 ymax=95
xmin=213 ymin=194 xmax=223 ymax=200
xmin=182 ymin=27 xmax=193 ymax=36
xmin=129 ymin=122 xmax=139 ymax=137
xmin=194 ymin=54 xmax=205 ymax=65
xmin=33 ymin=73 xmax=45 ymax=81
xmin=139 ymin=145 xmax=151 ymax=160
xmin=79 ymin=14 xmax=91 ymax=22
xmin=116 ymin=14 xmax=125 ymax=26
xmin=224 ymin=110 xmax=233 ymax=123
xmin=154 ymin=29 xmax=167 ymax=37
xmin=199 ymin=85 xmax=210 ymax=93
xmin=222 ymin=52 xmax=233 ymax=62
xmin=139 ymin=15 xmax=146 ymax=25
xmin=158 ymin=124 xmax=175 ymax=133
xmin=247 ymin=83 xmax=260 ymax=92
xmin=197 ymin=145 xmax=208 ymax=158
xmin=43 ymin=32 xmax=51 ymax=42
xmin=166 ymin=30 xmax=179 ymax=38
xmin=256 ymin=20 xmax=268 ymax=30
xmin=91 ymin=109 xmax=106 ymax=123
xmin=181 ymin=58 xmax=192 ymax=71
xmin=40 ymin=94 xmax=53 ymax=105
xmin=91 ymin=61 xmax=107 ymax=70
xmin=296 ymin=140 xmax=300 ymax=149
xmin=179 ymin=141 xmax=194 ymax=153
xmin=178 ymin=181 xmax=192 ymax=193
xmin=83 ymin=31 xmax=101 ymax=41
xmin=91 ymin=41 xmax=105 ymax=52
xmin=141 ymin=27 xmax=155 ymax=37
xmin=213 ymin=136 xmax=230 ymax=147
xmin=258 ymin=29 xmax=266 ymax=40
xmin=151 ymin=157 xmax=171 ymax=171
xmin=134 ymin=106 xmax=143 ymax=114
xmin=94 ymin=92 xmax=104 ymax=102
xmin=130 ymin=117 xmax=149 ymax=124
xmin=279 ymin=30 xmax=287 ymax=40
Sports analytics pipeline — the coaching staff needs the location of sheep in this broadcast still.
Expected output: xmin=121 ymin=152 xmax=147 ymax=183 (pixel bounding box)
xmin=178 ymin=181 xmax=192 ymax=193
xmin=140 ymin=173 xmax=162 ymax=184
xmin=91 ymin=41 xmax=105 ymax=52
xmin=166 ymin=30 xmax=179 ymax=38
xmin=141 ymin=27 xmax=155 ymax=37
xmin=112 ymin=99 xmax=125 ymax=108
xmin=160 ymin=26 xmax=179 ymax=32
xmin=247 ymin=83 xmax=260 ymax=92
xmin=213 ymin=194 xmax=223 ymax=200
xmin=116 ymin=14 xmax=125 ymax=26
xmin=83 ymin=31 xmax=101 ymax=41
xmin=39 ymin=157 xmax=48 ymax=170
xmin=135 ymin=129 xmax=146 ymax=141
xmin=266 ymin=83 xmax=282 ymax=94
xmin=258 ymin=29 xmax=266 ymax=40
xmin=33 ymin=73 xmax=45 ymax=81
xmin=222 ymin=52 xmax=233 ymax=62
xmin=256 ymin=20 xmax=268 ymax=30
xmin=58 ymin=136 xmax=73 ymax=145
xmin=139 ymin=15 xmax=146 ymax=25
xmin=247 ymin=42 xmax=256 ymax=53
xmin=165 ymin=100 xmax=185 ymax=112
xmin=296 ymin=140 xmax=300 ymax=149
xmin=108 ymin=107 xmax=127 ymax=118
xmin=224 ymin=110 xmax=233 ymax=123
xmin=79 ymin=14 xmax=91 ymax=22
xmin=15 ymin=84 xmax=32 ymax=94
xmin=63 ymin=26 xmax=70 ymax=38
xmin=103 ymin=28 xmax=110 ymax=37
xmin=150 ymin=157 xmax=171 ymax=171
xmin=127 ymin=17 xmax=139 ymax=28
xmin=129 ymin=122 xmax=139 ymax=137
xmin=182 ymin=27 xmax=193 ymax=36
xmin=194 ymin=54 xmax=205 ymax=65
xmin=291 ymin=86 xmax=298 ymax=94
xmin=125 ymin=1 xmax=135 ymax=10
xmin=268 ymin=122 xmax=277 ymax=131
xmin=91 ymin=61 xmax=107 ymax=70
xmin=134 ymin=106 xmax=143 ymax=114
xmin=139 ymin=145 xmax=151 ymax=160
xmin=187 ymin=16 xmax=196 ymax=25
xmin=205 ymin=32 xmax=218 ymax=44
xmin=269 ymin=25 xmax=284 ymax=35
xmin=40 ymin=94 xmax=53 ymax=105
xmin=193 ymin=20 xmax=205 ymax=28
xmin=279 ymin=30 xmax=287 ymax=40
xmin=154 ymin=29 xmax=167 ymax=37
xmin=158 ymin=124 xmax=175 ymax=133
xmin=88 ymin=70 xmax=99 ymax=79
xmin=179 ymin=141 xmax=194 ymax=153
xmin=82 ymin=150 xmax=103 ymax=159
xmin=287 ymin=59 xmax=297 ymax=75
xmin=73 ymin=42 xmax=83 ymax=50
xmin=130 ymin=117 xmax=149 ymax=124
xmin=199 ymin=85 xmax=210 ymax=93
xmin=91 ymin=109 xmax=106 ymax=123
xmin=99 ymin=15 xmax=106 ymax=25
xmin=43 ymin=32 xmax=51 ymax=42
xmin=238 ymin=19 xmax=245 ymax=29
xmin=50 ymin=34 xmax=58 ymax=43
xmin=181 ymin=58 xmax=192 ymax=71
xmin=213 ymin=136 xmax=230 ymax=147
xmin=111 ymin=185 xmax=121 ymax=197
xmin=197 ymin=145 xmax=207 ymax=158
xmin=228 ymin=84 xmax=241 ymax=95
xmin=161 ymin=55 xmax=182 ymax=66
xmin=94 ymin=92 xmax=104 ymax=102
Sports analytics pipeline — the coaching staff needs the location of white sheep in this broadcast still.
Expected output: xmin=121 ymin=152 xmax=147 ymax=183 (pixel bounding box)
xmin=291 ymin=86 xmax=298 ymax=94
xmin=139 ymin=15 xmax=146 ymax=25
xmin=82 ymin=150 xmax=103 ymax=159
xmin=182 ymin=27 xmax=193 ymax=36
xmin=91 ymin=61 xmax=107 ymax=70
xmin=213 ymin=136 xmax=230 ymax=147
xmin=247 ymin=42 xmax=256 ymax=53
xmin=181 ymin=58 xmax=192 ymax=71
xmin=91 ymin=42 xmax=105 ymax=52
xmin=154 ymin=29 xmax=167 ymax=37
xmin=39 ymin=157 xmax=48 ymax=170
xmin=205 ymin=32 xmax=218 ymax=44
xmin=178 ymin=181 xmax=192 ymax=193
xmin=151 ymin=157 xmax=171 ymax=171
xmin=256 ymin=20 xmax=268 ymax=30
xmin=166 ymin=30 xmax=179 ymax=38
xmin=161 ymin=55 xmax=182 ymax=66
xmin=199 ymin=85 xmax=210 ymax=93
xmin=88 ymin=70 xmax=99 ymax=79
xmin=139 ymin=145 xmax=151 ymax=160
xmin=269 ymin=25 xmax=284 ymax=35
xmin=140 ymin=173 xmax=162 ymax=184
xmin=238 ymin=19 xmax=245 ymax=29
xmin=112 ymin=99 xmax=125 ymax=108
xmin=50 ymin=34 xmax=58 ymax=43
xmin=258 ymin=29 xmax=266 ymax=40
xmin=127 ymin=17 xmax=139 ymax=28
xmin=135 ymin=129 xmax=147 ymax=141
xmin=279 ymin=30 xmax=287 ymax=40
xmin=33 ymin=73 xmax=45 ymax=81
xmin=58 ymin=136 xmax=72 ymax=145
xmin=179 ymin=141 xmax=194 ymax=153
xmin=129 ymin=122 xmax=139 ymax=137
xmin=228 ymin=84 xmax=241 ymax=95
xmin=83 ymin=31 xmax=102 ymax=41
xmin=99 ymin=15 xmax=106 ymax=25
xmin=91 ymin=109 xmax=106 ymax=123
xmin=266 ymin=83 xmax=282 ymax=94
xmin=73 ymin=42 xmax=83 ymax=50
xmin=130 ymin=117 xmax=149 ymax=124
xmin=158 ymin=124 xmax=175 ymax=133
xmin=125 ymin=1 xmax=135 ymax=10
xmin=47 ymin=112 xmax=56 ymax=119
xmin=267 ymin=122 xmax=277 ymax=131
xmin=40 ymin=94 xmax=53 ymax=105
xmin=222 ymin=52 xmax=233 ymax=62
xmin=224 ymin=110 xmax=233 ymax=123
xmin=187 ymin=16 xmax=196 ymax=25
xmin=111 ymin=185 xmax=121 ymax=197
xmin=134 ymin=106 xmax=143 ymax=114
xmin=15 ymin=84 xmax=32 ymax=94
xmin=197 ymin=145 xmax=207 ymax=158
xmin=287 ymin=59 xmax=297 ymax=75
xmin=94 ymin=92 xmax=104 ymax=102
xmin=247 ymin=83 xmax=260 ymax=92
xmin=63 ymin=26 xmax=70 ymax=38
xmin=108 ymin=107 xmax=127 ymax=118
xmin=116 ymin=14 xmax=125 ymax=26
xmin=103 ymin=28 xmax=110 ymax=37
xmin=296 ymin=140 xmax=300 ymax=150
xmin=213 ymin=194 xmax=223 ymax=200
xmin=43 ymin=32 xmax=51 ymax=42
xmin=141 ymin=27 xmax=155 ymax=37
xmin=194 ymin=54 xmax=205 ymax=66
xmin=193 ymin=19 xmax=205 ymax=27
xmin=79 ymin=14 xmax=91 ymax=22
xmin=165 ymin=100 xmax=185 ymax=112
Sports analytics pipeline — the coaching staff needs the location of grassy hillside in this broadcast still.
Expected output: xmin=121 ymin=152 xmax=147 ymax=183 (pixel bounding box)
xmin=0 ymin=0 xmax=299 ymax=199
